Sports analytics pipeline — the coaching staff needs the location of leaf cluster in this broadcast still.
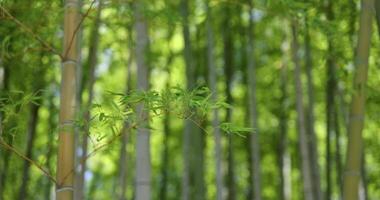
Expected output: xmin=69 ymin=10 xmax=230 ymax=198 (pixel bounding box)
xmin=76 ymin=86 xmax=252 ymax=142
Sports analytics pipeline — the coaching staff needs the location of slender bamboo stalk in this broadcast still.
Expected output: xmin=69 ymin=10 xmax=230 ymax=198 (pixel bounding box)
xmin=325 ymin=1 xmax=337 ymax=199
xmin=375 ymin=0 xmax=380 ymax=37
xmin=303 ymin=14 xmax=322 ymax=200
xmin=159 ymin=84 xmax=171 ymax=200
xmin=18 ymin=103 xmax=41 ymax=200
xmin=0 ymin=65 xmax=11 ymax=200
xmin=278 ymin=38 xmax=291 ymax=200
xmin=247 ymin=1 xmax=261 ymax=199
xmin=180 ymin=0 xmax=194 ymax=199
xmin=159 ymin=24 xmax=175 ymax=200
xmin=45 ymin=91 xmax=58 ymax=200
xmin=222 ymin=5 xmax=236 ymax=200
xmin=134 ymin=0 xmax=151 ymax=199
xmin=117 ymin=27 xmax=134 ymax=200
xmin=0 ymin=59 xmax=4 ymax=200
xmin=75 ymin=3 xmax=102 ymax=200
xmin=343 ymin=0 xmax=373 ymax=199
xmin=206 ymin=1 xmax=223 ymax=199
xmin=117 ymin=124 xmax=130 ymax=200
xmin=291 ymin=21 xmax=314 ymax=200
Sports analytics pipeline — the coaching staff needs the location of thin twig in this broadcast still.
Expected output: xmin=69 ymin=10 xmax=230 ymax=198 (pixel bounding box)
xmin=187 ymin=117 xmax=210 ymax=135
xmin=60 ymin=122 xmax=136 ymax=185
xmin=63 ymin=0 xmax=97 ymax=60
xmin=0 ymin=139 xmax=57 ymax=184
xmin=0 ymin=5 xmax=61 ymax=59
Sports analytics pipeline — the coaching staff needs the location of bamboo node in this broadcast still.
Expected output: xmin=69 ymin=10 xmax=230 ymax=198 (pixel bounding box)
xmin=62 ymin=59 xmax=78 ymax=67
xmin=136 ymin=180 xmax=151 ymax=185
xmin=349 ymin=114 xmax=365 ymax=121
xmin=64 ymin=2 xmax=79 ymax=9
xmin=344 ymin=170 xmax=360 ymax=177
xmin=56 ymin=186 xmax=74 ymax=193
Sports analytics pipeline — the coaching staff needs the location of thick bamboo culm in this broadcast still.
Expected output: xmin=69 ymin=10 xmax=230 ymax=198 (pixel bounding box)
xmin=343 ymin=0 xmax=373 ymax=199
xmin=56 ymin=0 xmax=79 ymax=199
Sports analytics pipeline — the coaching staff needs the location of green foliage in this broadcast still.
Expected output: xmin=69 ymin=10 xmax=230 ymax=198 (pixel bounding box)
xmin=220 ymin=122 xmax=254 ymax=138
xmin=0 ymin=91 xmax=41 ymax=141
xmin=72 ymin=86 xmax=252 ymax=145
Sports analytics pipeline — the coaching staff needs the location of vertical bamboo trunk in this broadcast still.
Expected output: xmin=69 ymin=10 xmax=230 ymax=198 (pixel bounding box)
xmin=0 ymin=61 xmax=4 ymax=200
xmin=18 ymin=103 xmax=41 ymax=200
xmin=334 ymin=108 xmax=343 ymax=198
xmin=159 ymin=83 xmax=171 ymax=200
xmin=222 ymin=5 xmax=235 ymax=200
xmin=134 ymin=1 xmax=151 ymax=199
xmin=359 ymin=153 xmax=368 ymax=200
xmin=73 ymin=0 xmax=83 ymax=196
xmin=118 ymin=28 xmax=134 ymax=200
xmin=193 ymin=26 xmax=206 ymax=200
xmin=118 ymin=126 xmax=129 ymax=200
xmin=75 ymin=3 xmax=102 ymax=200
xmin=206 ymin=2 xmax=223 ymax=200
xmin=278 ymin=40 xmax=291 ymax=200
xmin=56 ymin=0 xmax=79 ymax=199
xmin=325 ymin=1 xmax=337 ymax=199
xmin=346 ymin=0 xmax=357 ymax=50
xmin=343 ymin=0 xmax=373 ymax=199
xmin=159 ymin=28 xmax=175 ymax=200
xmin=0 ymin=66 xmax=10 ymax=200
xmin=181 ymin=0 xmax=195 ymax=199
xmin=181 ymin=0 xmax=205 ymax=200
xmin=247 ymin=1 xmax=261 ymax=199
xmin=304 ymin=15 xmax=322 ymax=200
xmin=159 ymin=107 xmax=170 ymax=200
xmin=0 ymin=63 xmax=3 ymax=136
xmin=375 ymin=0 xmax=380 ymax=36
xmin=45 ymin=92 xmax=57 ymax=200
xmin=199 ymin=29 xmax=207 ymax=200
xmin=290 ymin=21 xmax=314 ymax=200
xmin=0 ymin=138 xmax=10 ymax=200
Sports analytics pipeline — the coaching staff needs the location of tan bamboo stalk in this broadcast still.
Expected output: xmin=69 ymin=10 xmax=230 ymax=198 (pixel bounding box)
xmin=56 ymin=0 xmax=80 ymax=199
xmin=343 ymin=0 xmax=373 ymax=199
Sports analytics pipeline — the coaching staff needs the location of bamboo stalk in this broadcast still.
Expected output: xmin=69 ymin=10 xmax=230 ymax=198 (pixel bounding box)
xmin=291 ymin=21 xmax=314 ymax=200
xmin=343 ymin=0 xmax=373 ymax=199
xmin=247 ymin=1 xmax=262 ymax=199
xmin=56 ymin=0 xmax=80 ymax=199
xmin=134 ymin=1 xmax=151 ymax=199
xmin=206 ymin=1 xmax=223 ymax=199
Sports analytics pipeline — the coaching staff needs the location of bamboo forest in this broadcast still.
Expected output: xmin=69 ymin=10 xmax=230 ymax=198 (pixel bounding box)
xmin=1 ymin=0 xmax=380 ymax=199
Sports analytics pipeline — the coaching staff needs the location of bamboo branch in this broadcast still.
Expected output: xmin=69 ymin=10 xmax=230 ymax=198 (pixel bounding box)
xmin=63 ymin=0 xmax=97 ymax=60
xmin=60 ymin=122 xmax=137 ymax=186
xmin=0 ymin=5 xmax=61 ymax=59
xmin=0 ymin=139 xmax=57 ymax=184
